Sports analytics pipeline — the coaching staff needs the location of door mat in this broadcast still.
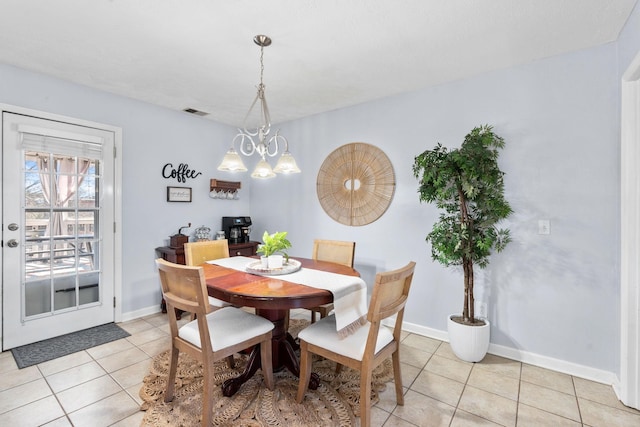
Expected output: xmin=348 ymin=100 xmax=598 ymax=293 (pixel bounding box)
xmin=10 ymin=323 xmax=130 ymax=369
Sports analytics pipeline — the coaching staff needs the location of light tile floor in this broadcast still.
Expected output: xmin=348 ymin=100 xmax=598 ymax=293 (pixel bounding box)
xmin=1 ymin=310 xmax=639 ymax=426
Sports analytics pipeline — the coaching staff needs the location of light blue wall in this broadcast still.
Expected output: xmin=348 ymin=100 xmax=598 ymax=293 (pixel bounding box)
xmin=1 ymin=2 xmax=639 ymax=374
xmin=257 ymin=43 xmax=621 ymax=372
xmin=618 ymin=1 xmax=640 ymax=75
xmin=0 ymin=63 xmax=248 ymax=313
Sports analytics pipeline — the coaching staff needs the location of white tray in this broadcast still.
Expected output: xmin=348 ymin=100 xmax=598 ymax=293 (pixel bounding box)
xmin=245 ymin=259 xmax=301 ymax=276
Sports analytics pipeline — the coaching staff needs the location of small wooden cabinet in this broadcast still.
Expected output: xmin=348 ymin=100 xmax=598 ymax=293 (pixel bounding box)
xmin=228 ymin=241 xmax=260 ymax=257
xmin=155 ymin=241 xmax=260 ymax=315
xmin=155 ymin=241 xmax=259 ymax=266
xmin=155 ymin=245 xmax=185 ymax=265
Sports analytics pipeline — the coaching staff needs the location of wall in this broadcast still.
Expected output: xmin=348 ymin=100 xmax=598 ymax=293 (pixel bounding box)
xmin=0 ymin=63 xmax=247 ymax=315
xmin=254 ymin=43 xmax=622 ymax=374
xmin=618 ymin=1 xmax=640 ymax=74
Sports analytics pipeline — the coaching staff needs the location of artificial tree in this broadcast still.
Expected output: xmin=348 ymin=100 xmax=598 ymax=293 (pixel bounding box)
xmin=412 ymin=125 xmax=512 ymax=325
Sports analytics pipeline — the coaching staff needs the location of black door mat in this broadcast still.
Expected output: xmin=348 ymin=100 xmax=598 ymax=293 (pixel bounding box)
xmin=10 ymin=322 xmax=130 ymax=369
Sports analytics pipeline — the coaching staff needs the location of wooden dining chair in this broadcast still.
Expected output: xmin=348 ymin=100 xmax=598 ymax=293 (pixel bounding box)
xmin=184 ymin=240 xmax=233 ymax=310
xmin=296 ymin=261 xmax=416 ymax=427
xmin=156 ymin=258 xmax=274 ymax=427
xmin=309 ymin=239 xmax=356 ymax=322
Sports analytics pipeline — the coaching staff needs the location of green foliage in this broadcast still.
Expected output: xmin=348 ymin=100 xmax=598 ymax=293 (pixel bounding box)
xmin=256 ymin=230 xmax=292 ymax=260
xmin=412 ymin=125 xmax=513 ymax=323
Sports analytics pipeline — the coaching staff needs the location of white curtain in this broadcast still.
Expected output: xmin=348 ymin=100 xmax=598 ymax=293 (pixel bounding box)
xmin=37 ymin=155 xmax=91 ymax=237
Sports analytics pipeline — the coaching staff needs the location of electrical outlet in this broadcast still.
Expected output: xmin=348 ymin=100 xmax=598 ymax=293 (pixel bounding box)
xmin=538 ymin=219 xmax=550 ymax=235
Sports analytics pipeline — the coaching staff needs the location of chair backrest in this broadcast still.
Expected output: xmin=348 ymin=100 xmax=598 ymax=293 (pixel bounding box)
xmin=156 ymin=258 xmax=210 ymax=316
xmin=184 ymin=240 xmax=230 ymax=266
xmin=367 ymin=261 xmax=416 ymax=325
xmin=156 ymin=258 xmax=215 ymax=354
xmin=312 ymin=239 xmax=355 ymax=268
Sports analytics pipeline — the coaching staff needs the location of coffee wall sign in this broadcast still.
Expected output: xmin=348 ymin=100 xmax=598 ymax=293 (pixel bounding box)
xmin=162 ymin=163 xmax=202 ymax=183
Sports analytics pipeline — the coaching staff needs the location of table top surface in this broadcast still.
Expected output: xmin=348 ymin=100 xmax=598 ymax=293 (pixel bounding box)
xmin=202 ymin=257 xmax=359 ymax=310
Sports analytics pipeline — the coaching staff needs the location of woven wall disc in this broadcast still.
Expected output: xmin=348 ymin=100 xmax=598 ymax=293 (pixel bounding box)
xmin=316 ymin=142 xmax=396 ymax=226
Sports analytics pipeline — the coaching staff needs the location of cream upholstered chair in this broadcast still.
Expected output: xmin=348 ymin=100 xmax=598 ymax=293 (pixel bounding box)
xmin=309 ymin=239 xmax=356 ymax=322
xmin=296 ymin=261 xmax=416 ymax=427
xmin=184 ymin=240 xmax=236 ymax=367
xmin=184 ymin=240 xmax=232 ymax=309
xmin=156 ymin=258 xmax=274 ymax=427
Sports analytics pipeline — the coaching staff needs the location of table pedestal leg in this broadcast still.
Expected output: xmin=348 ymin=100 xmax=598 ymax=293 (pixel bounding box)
xmin=221 ymin=308 xmax=320 ymax=397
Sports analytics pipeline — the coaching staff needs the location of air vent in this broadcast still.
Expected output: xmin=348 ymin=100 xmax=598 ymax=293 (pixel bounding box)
xmin=182 ymin=108 xmax=209 ymax=116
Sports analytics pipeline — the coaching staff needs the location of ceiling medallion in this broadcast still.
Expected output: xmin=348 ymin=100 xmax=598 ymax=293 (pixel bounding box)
xmin=316 ymin=143 xmax=396 ymax=226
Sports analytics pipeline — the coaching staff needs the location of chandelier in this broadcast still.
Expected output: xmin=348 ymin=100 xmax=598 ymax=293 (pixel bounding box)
xmin=217 ymin=35 xmax=301 ymax=179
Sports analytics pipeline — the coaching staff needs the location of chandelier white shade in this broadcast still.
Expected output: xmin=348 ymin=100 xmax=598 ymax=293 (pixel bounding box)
xmin=251 ymin=158 xmax=276 ymax=179
xmin=217 ymin=147 xmax=248 ymax=172
xmin=217 ymin=35 xmax=301 ymax=179
xmin=273 ymin=150 xmax=301 ymax=174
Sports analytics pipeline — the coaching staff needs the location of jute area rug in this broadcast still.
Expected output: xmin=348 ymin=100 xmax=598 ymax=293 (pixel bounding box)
xmin=139 ymin=319 xmax=394 ymax=426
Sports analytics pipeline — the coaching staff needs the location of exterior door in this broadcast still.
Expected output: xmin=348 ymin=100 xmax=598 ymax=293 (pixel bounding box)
xmin=2 ymin=112 xmax=116 ymax=349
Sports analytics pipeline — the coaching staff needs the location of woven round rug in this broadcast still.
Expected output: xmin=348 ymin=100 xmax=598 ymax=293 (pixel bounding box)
xmin=139 ymin=319 xmax=394 ymax=426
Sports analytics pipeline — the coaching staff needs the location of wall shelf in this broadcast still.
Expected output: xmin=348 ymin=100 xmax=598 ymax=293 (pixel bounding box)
xmin=210 ymin=179 xmax=241 ymax=199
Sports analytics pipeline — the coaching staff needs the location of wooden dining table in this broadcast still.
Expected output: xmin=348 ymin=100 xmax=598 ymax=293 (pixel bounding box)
xmin=201 ymin=257 xmax=360 ymax=397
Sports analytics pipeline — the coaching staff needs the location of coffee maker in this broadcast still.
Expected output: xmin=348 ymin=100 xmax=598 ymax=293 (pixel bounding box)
xmin=222 ymin=216 xmax=252 ymax=244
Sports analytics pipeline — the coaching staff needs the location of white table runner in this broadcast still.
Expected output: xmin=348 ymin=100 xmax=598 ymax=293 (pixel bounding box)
xmin=207 ymin=256 xmax=367 ymax=337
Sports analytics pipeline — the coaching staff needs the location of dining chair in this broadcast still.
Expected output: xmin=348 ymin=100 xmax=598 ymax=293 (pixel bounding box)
xmin=184 ymin=240 xmax=233 ymax=310
xmin=309 ymin=239 xmax=356 ymax=322
xmin=156 ymin=258 xmax=274 ymax=427
xmin=296 ymin=261 xmax=416 ymax=427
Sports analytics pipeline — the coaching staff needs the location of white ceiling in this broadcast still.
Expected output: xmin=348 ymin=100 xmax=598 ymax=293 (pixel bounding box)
xmin=0 ymin=0 xmax=636 ymax=127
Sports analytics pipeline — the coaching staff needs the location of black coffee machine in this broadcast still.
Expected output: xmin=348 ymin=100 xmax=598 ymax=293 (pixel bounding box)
xmin=222 ymin=216 xmax=252 ymax=244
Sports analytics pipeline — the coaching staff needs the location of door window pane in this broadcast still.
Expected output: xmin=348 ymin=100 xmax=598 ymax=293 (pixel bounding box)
xmin=22 ymin=151 xmax=101 ymax=317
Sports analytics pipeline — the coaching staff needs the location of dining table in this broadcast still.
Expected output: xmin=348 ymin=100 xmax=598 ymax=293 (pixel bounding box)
xmin=201 ymin=256 xmax=361 ymax=397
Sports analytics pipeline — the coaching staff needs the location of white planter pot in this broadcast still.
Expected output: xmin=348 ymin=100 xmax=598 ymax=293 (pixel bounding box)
xmin=260 ymin=256 xmax=269 ymax=268
xmin=267 ymin=255 xmax=283 ymax=269
xmin=447 ymin=314 xmax=490 ymax=362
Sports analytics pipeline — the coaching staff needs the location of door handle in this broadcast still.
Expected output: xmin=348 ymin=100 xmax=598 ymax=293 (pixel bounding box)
xmin=7 ymin=239 xmax=18 ymax=248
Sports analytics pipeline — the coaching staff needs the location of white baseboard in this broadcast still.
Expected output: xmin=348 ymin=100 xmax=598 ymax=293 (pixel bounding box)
xmin=121 ymin=305 xmax=162 ymax=322
xmin=397 ymin=319 xmax=618 ymax=386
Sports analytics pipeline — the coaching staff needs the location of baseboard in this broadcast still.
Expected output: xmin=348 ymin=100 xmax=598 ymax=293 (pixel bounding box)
xmin=487 ymin=342 xmax=617 ymax=385
xmin=397 ymin=319 xmax=617 ymax=386
xmin=121 ymin=304 xmax=162 ymax=322
xmin=399 ymin=319 xmax=449 ymax=342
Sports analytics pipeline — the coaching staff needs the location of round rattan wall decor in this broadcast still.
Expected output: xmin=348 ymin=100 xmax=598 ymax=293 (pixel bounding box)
xmin=316 ymin=142 xmax=396 ymax=226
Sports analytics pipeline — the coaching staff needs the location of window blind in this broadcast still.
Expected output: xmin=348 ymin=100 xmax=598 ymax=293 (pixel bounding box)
xmin=19 ymin=128 xmax=103 ymax=160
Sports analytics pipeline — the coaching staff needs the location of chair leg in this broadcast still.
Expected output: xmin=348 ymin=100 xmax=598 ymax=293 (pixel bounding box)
xmin=201 ymin=357 xmax=214 ymax=427
xmin=296 ymin=341 xmax=313 ymax=403
xmin=392 ymin=349 xmax=404 ymax=406
xmin=260 ymin=337 xmax=274 ymax=390
xmin=164 ymin=347 xmax=179 ymax=402
xmin=359 ymin=369 xmax=373 ymax=427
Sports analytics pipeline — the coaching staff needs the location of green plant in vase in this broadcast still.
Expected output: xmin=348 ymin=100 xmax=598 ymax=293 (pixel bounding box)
xmin=256 ymin=231 xmax=291 ymax=266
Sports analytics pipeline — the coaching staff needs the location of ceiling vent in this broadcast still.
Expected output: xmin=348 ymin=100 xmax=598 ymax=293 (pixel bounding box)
xmin=183 ymin=108 xmax=209 ymax=116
